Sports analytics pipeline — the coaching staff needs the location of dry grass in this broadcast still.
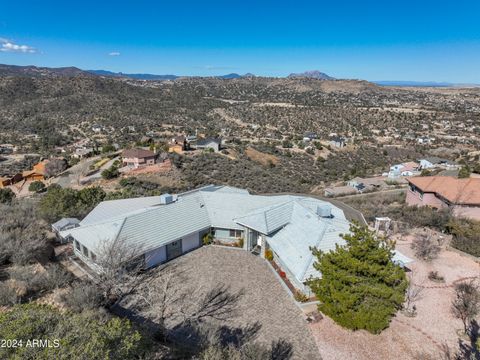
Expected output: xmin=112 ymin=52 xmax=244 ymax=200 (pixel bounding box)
xmin=245 ymin=147 xmax=279 ymax=167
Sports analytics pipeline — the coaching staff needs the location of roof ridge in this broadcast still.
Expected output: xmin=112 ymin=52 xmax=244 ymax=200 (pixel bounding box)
xmin=298 ymin=221 xmax=329 ymax=282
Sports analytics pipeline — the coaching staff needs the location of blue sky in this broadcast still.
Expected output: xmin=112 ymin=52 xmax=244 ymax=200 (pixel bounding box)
xmin=1 ymin=0 xmax=479 ymax=82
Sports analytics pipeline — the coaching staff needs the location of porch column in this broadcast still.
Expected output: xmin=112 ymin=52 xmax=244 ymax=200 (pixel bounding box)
xmin=243 ymin=227 xmax=249 ymax=250
xmin=260 ymin=235 xmax=266 ymax=258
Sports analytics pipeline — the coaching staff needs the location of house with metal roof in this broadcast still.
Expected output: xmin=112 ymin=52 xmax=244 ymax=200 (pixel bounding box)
xmin=60 ymin=185 xmax=411 ymax=296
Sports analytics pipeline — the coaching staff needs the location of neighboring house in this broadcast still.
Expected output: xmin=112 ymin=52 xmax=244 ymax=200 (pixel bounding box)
xmin=168 ymin=136 xmax=190 ymax=153
xmin=122 ymin=148 xmax=157 ymax=169
xmin=388 ymin=161 xmax=419 ymax=178
xmin=330 ymin=136 xmax=346 ymax=148
xmin=196 ymin=138 xmax=221 ymax=152
xmin=417 ymin=136 xmax=433 ymax=145
xmin=22 ymin=160 xmax=49 ymax=182
xmin=347 ymin=176 xmax=386 ymax=192
xmin=418 ymin=157 xmax=458 ymax=170
xmin=52 ymin=218 xmax=80 ymax=243
xmin=0 ymin=177 xmax=11 ymax=188
xmin=324 ymin=185 xmax=357 ymax=197
xmin=73 ymin=147 xmax=94 ymax=159
xmin=22 ymin=170 xmax=45 ymax=182
xmin=406 ymin=176 xmax=480 ymax=221
xmin=60 ymin=185 xmax=412 ymax=296
xmin=304 ymin=132 xmax=318 ymax=141
xmin=91 ymin=124 xmax=103 ymax=133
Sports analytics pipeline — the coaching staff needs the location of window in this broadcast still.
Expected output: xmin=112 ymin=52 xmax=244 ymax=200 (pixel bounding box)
xmin=90 ymin=252 xmax=97 ymax=261
xmin=82 ymin=245 xmax=89 ymax=257
xmin=229 ymin=229 xmax=243 ymax=238
xmin=74 ymin=240 xmax=80 ymax=251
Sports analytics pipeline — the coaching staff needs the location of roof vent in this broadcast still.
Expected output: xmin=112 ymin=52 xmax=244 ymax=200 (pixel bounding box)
xmin=159 ymin=194 xmax=174 ymax=205
xmin=317 ymin=204 xmax=332 ymax=218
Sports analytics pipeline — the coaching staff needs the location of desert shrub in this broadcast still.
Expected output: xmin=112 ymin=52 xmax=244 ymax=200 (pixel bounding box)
xmin=62 ymin=282 xmax=105 ymax=312
xmin=0 ymin=201 xmax=53 ymax=265
xmin=0 ymin=188 xmax=15 ymax=204
xmin=448 ymin=218 xmax=480 ymax=257
xmin=452 ymin=281 xmax=480 ymax=334
xmin=411 ymin=234 xmax=441 ymax=261
xmin=294 ymin=291 xmax=309 ymax=303
xmin=8 ymin=264 xmax=72 ymax=297
xmin=0 ymin=303 xmax=147 ymax=359
xmin=428 ymin=271 xmax=445 ymax=283
xmin=28 ymin=181 xmax=46 ymax=193
xmin=236 ymin=238 xmax=244 ymax=248
xmin=0 ymin=282 xmax=19 ymax=306
xmin=202 ymin=233 xmax=213 ymax=245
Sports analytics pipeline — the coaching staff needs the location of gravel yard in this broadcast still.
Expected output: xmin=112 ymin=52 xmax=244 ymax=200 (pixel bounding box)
xmin=310 ymin=231 xmax=480 ymax=360
xmin=163 ymin=246 xmax=321 ymax=360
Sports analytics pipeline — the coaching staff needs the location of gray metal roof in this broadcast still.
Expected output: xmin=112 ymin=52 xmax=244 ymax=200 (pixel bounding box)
xmin=62 ymin=185 xmax=411 ymax=287
xmin=52 ymin=217 xmax=80 ymax=231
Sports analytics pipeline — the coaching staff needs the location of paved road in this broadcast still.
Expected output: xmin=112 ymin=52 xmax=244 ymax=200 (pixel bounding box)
xmin=54 ymin=156 xmax=118 ymax=188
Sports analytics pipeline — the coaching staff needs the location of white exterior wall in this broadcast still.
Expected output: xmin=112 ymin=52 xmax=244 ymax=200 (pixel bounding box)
xmin=182 ymin=232 xmax=200 ymax=253
xmin=144 ymin=246 xmax=167 ymax=268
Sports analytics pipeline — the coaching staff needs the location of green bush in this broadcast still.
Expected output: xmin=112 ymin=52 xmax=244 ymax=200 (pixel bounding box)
xmin=39 ymin=186 xmax=106 ymax=222
xmin=28 ymin=181 xmax=46 ymax=193
xmin=0 ymin=188 xmax=15 ymax=204
xmin=0 ymin=303 xmax=147 ymax=359
xmin=202 ymin=233 xmax=213 ymax=245
xmin=308 ymin=225 xmax=407 ymax=334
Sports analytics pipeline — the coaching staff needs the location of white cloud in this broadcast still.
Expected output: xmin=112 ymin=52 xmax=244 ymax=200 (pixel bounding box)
xmin=108 ymin=51 xmax=121 ymax=56
xmin=0 ymin=38 xmax=36 ymax=53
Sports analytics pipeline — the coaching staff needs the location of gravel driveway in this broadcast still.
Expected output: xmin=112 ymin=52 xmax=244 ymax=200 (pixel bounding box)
xmin=165 ymin=246 xmax=321 ymax=359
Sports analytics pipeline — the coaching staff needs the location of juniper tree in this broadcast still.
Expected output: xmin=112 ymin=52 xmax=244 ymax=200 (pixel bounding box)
xmin=308 ymin=224 xmax=408 ymax=334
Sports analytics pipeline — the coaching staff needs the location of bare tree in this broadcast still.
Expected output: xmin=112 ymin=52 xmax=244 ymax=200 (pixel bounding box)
xmin=127 ymin=263 xmax=244 ymax=340
xmin=452 ymin=280 xmax=480 ymax=334
xmin=44 ymin=158 xmax=68 ymax=178
xmin=71 ymin=160 xmax=90 ymax=186
xmin=94 ymin=236 xmax=145 ymax=307
xmin=411 ymin=233 xmax=441 ymax=261
xmin=404 ymin=275 xmax=425 ymax=316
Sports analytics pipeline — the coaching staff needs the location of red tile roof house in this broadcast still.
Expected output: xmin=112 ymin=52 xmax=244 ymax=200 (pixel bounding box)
xmin=122 ymin=148 xmax=157 ymax=169
xmin=406 ymin=176 xmax=480 ymax=221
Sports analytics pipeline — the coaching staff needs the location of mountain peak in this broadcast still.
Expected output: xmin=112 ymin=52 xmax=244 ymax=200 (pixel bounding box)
xmin=287 ymin=70 xmax=334 ymax=80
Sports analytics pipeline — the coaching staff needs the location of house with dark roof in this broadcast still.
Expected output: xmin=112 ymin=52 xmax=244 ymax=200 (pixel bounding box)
xmin=406 ymin=176 xmax=480 ymax=220
xmin=60 ymin=185 xmax=412 ymax=296
xmin=122 ymin=148 xmax=157 ymax=169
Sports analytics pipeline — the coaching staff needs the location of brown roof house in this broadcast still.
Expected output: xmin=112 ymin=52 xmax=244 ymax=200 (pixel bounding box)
xmin=406 ymin=176 xmax=480 ymax=221
xmin=122 ymin=148 xmax=157 ymax=169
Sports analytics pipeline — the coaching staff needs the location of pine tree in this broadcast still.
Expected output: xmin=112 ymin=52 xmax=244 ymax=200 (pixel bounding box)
xmin=308 ymin=224 xmax=408 ymax=334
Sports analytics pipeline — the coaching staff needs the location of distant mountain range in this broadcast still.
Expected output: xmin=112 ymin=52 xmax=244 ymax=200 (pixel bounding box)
xmin=0 ymin=64 xmax=91 ymax=77
xmin=87 ymin=70 xmax=178 ymax=80
xmin=87 ymin=70 xmax=252 ymax=80
xmin=0 ymin=64 xmax=477 ymax=87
